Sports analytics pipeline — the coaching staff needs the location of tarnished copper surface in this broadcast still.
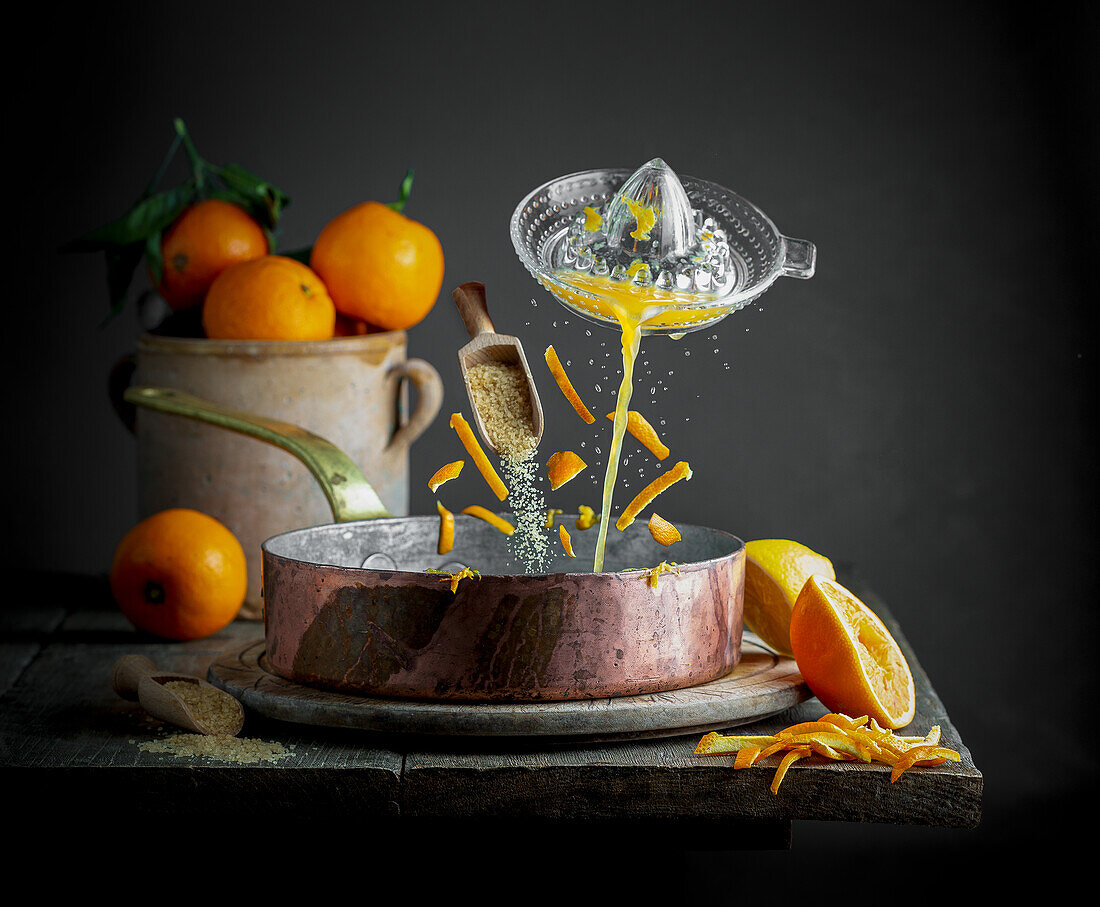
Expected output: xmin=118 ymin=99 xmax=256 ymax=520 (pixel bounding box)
xmin=261 ymin=516 xmax=744 ymax=702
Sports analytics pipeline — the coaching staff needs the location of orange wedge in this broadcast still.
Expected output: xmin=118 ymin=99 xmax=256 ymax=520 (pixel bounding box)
xmin=605 ymin=410 xmax=669 ymax=460
xmin=559 ymin=523 xmax=575 ymax=557
xmin=790 ymin=575 xmax=917 ymax=729
xmin=436 ymin=501 xmax=454 ymax=555
xmin=449 ymin=413 xmax=508 ymax=501
xmin=461 ymin=505 xmax=514 ymax=535
xmin=743 ymin=539 xmax=835 ymax=657
xmin=427 ymin=459 xmax=464 ymax=493
xmin=545 ymin=346 xmax=595 ymax=424
xmin=615 ymin=461 xmax=692 ymax=531
xmin=647 ymin=513 xmax=681 ymax=546
xmin=546 ymin=451 xmax=587 ymax=491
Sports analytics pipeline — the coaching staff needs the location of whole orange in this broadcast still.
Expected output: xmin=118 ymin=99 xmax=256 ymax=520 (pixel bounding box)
xmin=109 ymin=508 xmax=247 ymax=641
xmin=156 ymin=199 xmax=269 ymax=310
xmin=202 ymin=255 xmax=336 ymax=340
xmin=310 ymin=201 xmax=444 ymax=331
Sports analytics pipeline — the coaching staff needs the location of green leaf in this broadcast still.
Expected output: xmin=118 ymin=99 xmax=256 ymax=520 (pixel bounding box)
xmin=217 ymin=162 xmax=291 ymax=229
xmin=145 ymin=230 xmax=164 ymax=287
xmin=387 ymin=168 xmax=415 ymax=213
xmin=61 ymin=183 xmax=195 ymax=252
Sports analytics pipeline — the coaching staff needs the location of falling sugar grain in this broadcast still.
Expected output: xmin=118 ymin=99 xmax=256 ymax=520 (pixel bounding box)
xmin=466 ymin=362 xmax=550 ymax=573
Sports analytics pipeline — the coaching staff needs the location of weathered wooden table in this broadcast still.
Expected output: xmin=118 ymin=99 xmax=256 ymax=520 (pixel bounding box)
xmin=0 ymin=568 xmax=981 ymax=849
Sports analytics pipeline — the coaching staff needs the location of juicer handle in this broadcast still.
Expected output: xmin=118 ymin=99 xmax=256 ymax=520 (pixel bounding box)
xmin=123 ymin=386 xmax=392 ymax=523
xmin=780 ymin=236 xmax=816 ymax=279
xmin=453 ymin=281 xmax=496 ymax=337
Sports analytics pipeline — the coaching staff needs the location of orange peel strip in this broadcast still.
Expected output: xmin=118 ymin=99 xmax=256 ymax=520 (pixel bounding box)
xmin=545 ymin=346 xmax=595 ymax=424
xmin=734 ymin=746 xmax=761 ymax=769
xmin=575 ymin=505 xmax=600 ymax=530
xmin=559 ymin=523 xmax=576 ymax=557
xmin=693 ymin=733 xmax=778 ymax=756
xmin=461 ymin=505 xmax=514 ymax=536
xmin=889 ymin=745 xmax=961 ymax=783
xmin=770 ymin=747 xmax=811 ymax=795
xmin=546 ymin=451 xmax=587 ymax=491
xmin=436 ymin=501 xmax=454 ymax=555
xmin=449 ymin=413 xmax=508 ymax=501
xmin=427 ymin=459 xmax=464 ymax=493
xmin=647 ymin=513 xmax=681 ymax=547
xmin=605 ymin=410 xmax=670 ymax=460
xmin=544 ymin=508 xmax=563 ymax=529
xmin=616 ymin=461 xmax=692 ymax=531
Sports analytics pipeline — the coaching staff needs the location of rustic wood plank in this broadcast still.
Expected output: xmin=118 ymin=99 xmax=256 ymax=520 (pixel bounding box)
xmin=401 ymin=574 xmax=982 ymax=828
xmin=0 ymin=577 xmax=403 ymax=819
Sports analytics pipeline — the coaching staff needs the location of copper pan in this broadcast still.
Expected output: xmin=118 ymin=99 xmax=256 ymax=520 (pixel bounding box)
xmin=124 ymin=386 xmax=744 ymax=702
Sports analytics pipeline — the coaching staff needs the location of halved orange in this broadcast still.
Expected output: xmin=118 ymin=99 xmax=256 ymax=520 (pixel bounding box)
xmin=743 ymin=539 xmax=835 ymax=656
xmin=790 ymin=575 xmax=916 ymax=729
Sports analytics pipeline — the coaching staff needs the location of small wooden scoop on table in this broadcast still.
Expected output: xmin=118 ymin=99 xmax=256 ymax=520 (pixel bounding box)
xmin=111 ymin=653 xmax=245 ymax=737
xmin=453 ymin=281 xmax=544 ymax=455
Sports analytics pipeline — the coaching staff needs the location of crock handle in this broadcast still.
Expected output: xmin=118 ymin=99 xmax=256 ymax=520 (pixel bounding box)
xmin=388 ymin=357 xmax=443 ymax=451
xmin=123 ymin=386 xmax=392 ymax=523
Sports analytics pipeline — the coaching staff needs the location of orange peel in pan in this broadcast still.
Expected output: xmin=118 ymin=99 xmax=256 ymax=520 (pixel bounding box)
xmin=461 ymin=505 xmax=514 ymax=536
xmin=545 ymin=345 xmax=595 ymax=424
xmin=605 ymin=410 xmax=669 ymax=460
xmin=436 ymin=501 xmax=454 ymax=555
xmin=694 ymin=711 xmax=962 ymax=795
xmin=647 ymin=513 xmax=681 ymax=546
xmin=449 ymin=413 xmax=508 ymax=501
xmin=427 ymin=459 xmax=464 ymax=493
xmin=546 ymin=451 xmax=587 ymax=491
xmin=616 ymin=461 xmax=692 ymax=531
xmin=559 ymin=523 xmax=576 ymax=557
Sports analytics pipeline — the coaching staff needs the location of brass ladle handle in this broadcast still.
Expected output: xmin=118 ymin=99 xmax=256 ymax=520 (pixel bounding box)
xmin=123 ymin=386 xmax=391 ymax=523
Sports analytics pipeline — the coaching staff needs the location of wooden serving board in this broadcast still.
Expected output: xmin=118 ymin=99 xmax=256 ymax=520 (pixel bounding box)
xmin=207 ymin=635 xmax=810 ymax=743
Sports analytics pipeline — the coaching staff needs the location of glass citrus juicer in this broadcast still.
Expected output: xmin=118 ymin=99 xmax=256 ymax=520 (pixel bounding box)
xmin=511 ymin=158 xmax=817 ymax=573
xmin=510 ymin=157 xmax=816 ymax=336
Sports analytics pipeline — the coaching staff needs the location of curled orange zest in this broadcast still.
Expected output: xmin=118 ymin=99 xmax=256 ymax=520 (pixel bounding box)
xmin=647 ymin=512 xmax=681 ymax=546
xmin=449 ymin=413 xmax=508 ymax=501
xmin=461 ymin=506 xmax=514 ymax=535
xmin=890 ymin=746 xmax=961 ymax=783
xmin=427 ymin=459 xmax=464 ymax=493
xmin=605 ymin=410 xmax=669 ymax=460
xmin=545 ymin=346 xmax=595 ymax=424
xmin=436 ymin=501 xmax=454 ymax=555
xmin=559 ymin=523 xmax=576 ymax=557
xmin=616 ymin=461 xmax=692 ymax=531
xmin=546 ymin=451 xmax=587 ymax=491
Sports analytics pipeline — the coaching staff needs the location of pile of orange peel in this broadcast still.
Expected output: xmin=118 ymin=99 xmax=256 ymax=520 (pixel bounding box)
xmin=695 ymin=713 xmax=962 ymax=794
xmin=427 ymin=342 xmax=694 ymax=567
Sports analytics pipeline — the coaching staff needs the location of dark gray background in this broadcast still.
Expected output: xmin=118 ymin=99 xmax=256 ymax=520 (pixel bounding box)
xmin=8 ymin=0 xmax=1097 ymax=871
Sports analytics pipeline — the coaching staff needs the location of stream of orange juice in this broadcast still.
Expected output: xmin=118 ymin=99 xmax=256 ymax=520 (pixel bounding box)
xmin=554 ymin=273 xmax=727 ymax=572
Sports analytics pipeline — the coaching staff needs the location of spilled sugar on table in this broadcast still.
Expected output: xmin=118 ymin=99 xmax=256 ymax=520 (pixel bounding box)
xmin=0 ymin=567 xmax=982 ymax=849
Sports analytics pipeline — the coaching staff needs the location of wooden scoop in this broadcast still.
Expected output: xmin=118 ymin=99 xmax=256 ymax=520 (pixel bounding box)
xmin=453 ymin=281 xmax=544 ymax=454
xmin=111 ymin=654 xmax=245 ymax=737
